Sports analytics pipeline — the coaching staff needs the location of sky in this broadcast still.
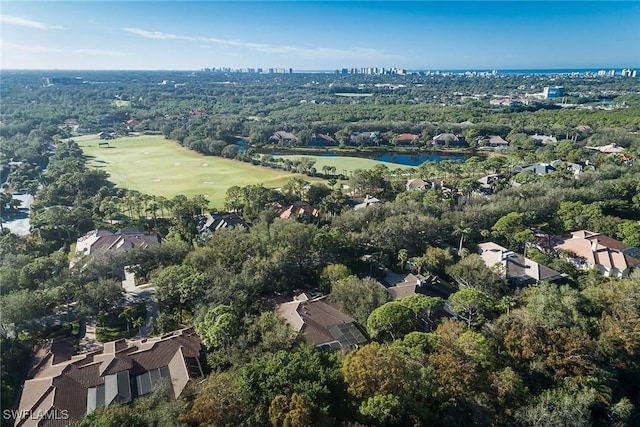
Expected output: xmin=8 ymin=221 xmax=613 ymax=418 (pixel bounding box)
xmin=1 ymin=1 xmax=639 ymax=71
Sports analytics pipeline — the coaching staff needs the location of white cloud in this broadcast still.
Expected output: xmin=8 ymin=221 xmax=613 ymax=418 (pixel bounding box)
xmin=122 ymin=27 xmax=183 ymax=41
xmin=75 ymin=49 xmax=132 ymax=57
xmin=122 ymin=27 xmax=400 ymax=61
xmin=0 ymin=14 xmax=64 ymax=30
xmin=0 ymin=41 xmax=62 ymax=53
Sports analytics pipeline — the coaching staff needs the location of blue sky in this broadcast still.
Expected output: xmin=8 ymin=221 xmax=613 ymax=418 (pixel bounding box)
xmin=1 ymin=1 xmax=639 ymax=70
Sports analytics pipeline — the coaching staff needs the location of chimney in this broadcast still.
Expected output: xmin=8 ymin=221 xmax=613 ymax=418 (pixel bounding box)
xmin=591 ymin=239 xmax=599 ymax=251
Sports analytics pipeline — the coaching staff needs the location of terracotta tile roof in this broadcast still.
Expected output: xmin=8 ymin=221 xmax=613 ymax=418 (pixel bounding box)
xmin=396 ymin=133 xmax=419 ymax=141
xmin=274 ymin=201 xmax=319 ymax=220
xmin=555 ymin=230 xmax=640 ymax=277
xmin=311 ymin=133 xmax=336 ymax=142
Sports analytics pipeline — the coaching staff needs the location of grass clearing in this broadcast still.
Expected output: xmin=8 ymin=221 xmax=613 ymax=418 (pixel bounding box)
xmin=96 ymin=302 xmax=146 ymax=342
xmin=275 ymin=154 xmax=415 ymax=175
xmin=77 ymin=134 xmax=322 ymax=208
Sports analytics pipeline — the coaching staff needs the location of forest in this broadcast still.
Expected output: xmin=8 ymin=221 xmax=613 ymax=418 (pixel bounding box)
xmin=1 ymin=70 xmax=639 ymax=427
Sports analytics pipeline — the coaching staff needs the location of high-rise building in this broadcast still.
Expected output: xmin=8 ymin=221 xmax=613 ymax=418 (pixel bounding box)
xmin=543 ymin=86 xmax=565 ymax=99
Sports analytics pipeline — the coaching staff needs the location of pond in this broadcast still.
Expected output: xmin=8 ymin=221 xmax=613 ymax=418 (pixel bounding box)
xmin=373 ymin=152 xmax=466 ymax=166
xmin=248 ymin=144 xmax=470 ymax=167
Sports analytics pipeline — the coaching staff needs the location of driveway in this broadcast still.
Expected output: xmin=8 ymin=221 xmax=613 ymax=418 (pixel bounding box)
xmin=122 ymin=270 xmax=158 ymax=339
xmin=78 ymin=317 xmax=102 ymax=353
xmin=1 ymin=193 xmax=34 ymax=235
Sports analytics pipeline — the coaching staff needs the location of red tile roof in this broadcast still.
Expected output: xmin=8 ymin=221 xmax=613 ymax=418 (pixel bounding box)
xmin=396 ymin=133 xmax=419 ymax=141
xmin=555 ymin=230 xmax=640 ymax=276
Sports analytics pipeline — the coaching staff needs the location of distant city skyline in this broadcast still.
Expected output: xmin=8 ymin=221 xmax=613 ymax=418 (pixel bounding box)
xmin=1 ymin=1 xmax=639 ymax=71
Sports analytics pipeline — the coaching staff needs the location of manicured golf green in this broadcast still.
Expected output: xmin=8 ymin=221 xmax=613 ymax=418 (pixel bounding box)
xmin=76 ymin=134 xmax=321 ymax=208
xmin=275 ymin=155 xmax=415 ymax=175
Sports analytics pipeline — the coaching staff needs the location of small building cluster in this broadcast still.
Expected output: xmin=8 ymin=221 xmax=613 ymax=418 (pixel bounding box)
xmin=14 ymin=328 xmax=203 ymax=427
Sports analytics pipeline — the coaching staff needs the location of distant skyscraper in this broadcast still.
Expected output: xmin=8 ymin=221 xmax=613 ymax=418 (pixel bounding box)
xmin=543 ymin=86 xmax=565 ymax=99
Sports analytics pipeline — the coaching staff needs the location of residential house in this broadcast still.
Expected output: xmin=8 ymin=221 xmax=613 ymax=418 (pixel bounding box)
xmin=585 ymin=143 xmax=625 ymax=154
xmin=432 ymin=133 xmax=466 ymax=147
xmin=269 ymin=131 xmax=296 ymax=144
xmin=405 ymin=178 xmax=451 ymax=193
xmin=406 ymin=178 xmax=431 ymax=191
xmin=395 ymin=133 xmax=420 ymax=145
xmin=270 ymin=201 xmax=320 ymax=222
xmin=350 ymin=131 xmax=381 ymax=146
xmin=72 ymin=229 xmax=161 ymax=268
xmin=62 ymin=119 xmax=80 ymax=133
xmin=554 ymin=230 xmax=640 ymax=277
xmin=125 ymin=119 xmax=141 ymax=130
xmin=575 ymin=125 xmax=593 ymax=137
xmin=489 ymin=98 xmax=523 ymax=107
xmin=14 ymin=328 xmax=203 ymax=427
xmin=196 ymin=212 xmax=249 ymax=237
xmin=478 ymin=242 xmax=567 ymax=287
xmin=97 ymin=132 xmax=114 ymax=140
xmin=550 ymin=159 xmax=584 ymax=175
xmin=309 ymin=134 xmax=337 ymax=146
xmin=477 ymin=173 xmax=507 ymax=194
xmin=348 ymin=195 xmax=383 ymax=210
xmin=381 ymin=272 xmax=453 ymax=300
xmin=481 ymin=135 xmax=510 ymax=150
xmin=512 ymin=163 xmax=556 ymax=176
xmin=530 ymin=134 xmax=557 ymax=145
xmin=276 ymin=294 xmax=368 ymax=350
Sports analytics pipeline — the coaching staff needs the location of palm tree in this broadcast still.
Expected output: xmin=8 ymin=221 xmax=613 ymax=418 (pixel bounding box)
xmin=398 ymin=249 xmax=408 ymax=271
xmin=453 ymin=223 xmax=473 ymax=252
xmin=147 ymin=198 xmax=159 ymax=228
xmin=119 ymin=305 xmax=138 ymax=333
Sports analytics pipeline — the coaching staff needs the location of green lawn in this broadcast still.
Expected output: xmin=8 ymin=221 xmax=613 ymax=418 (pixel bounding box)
xmin=96 ymin=302 xmax=146 ymax=342
xmin=76 ymin=134 xmax=321 ymax=208
xmin=275 ymin=154 xmax=415 ymax=175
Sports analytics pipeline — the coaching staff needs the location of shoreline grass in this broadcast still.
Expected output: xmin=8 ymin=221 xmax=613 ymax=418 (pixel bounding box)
xmin=274 ymin=154 xmax=416 ymax=174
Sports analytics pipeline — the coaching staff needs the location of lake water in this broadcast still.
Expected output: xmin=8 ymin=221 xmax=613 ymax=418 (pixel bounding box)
xmin=374 ymin=152 xmax=466 ymax=166
xmin=240 ymin=141 xmax=469 ymax=166
xmin=270 ymin=151 xmax=467 ymax=166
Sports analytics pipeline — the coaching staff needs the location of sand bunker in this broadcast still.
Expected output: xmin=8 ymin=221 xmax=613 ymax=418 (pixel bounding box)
xmin=202 ymin=181 xmax=214 ymax=184
xmin=144 ymin=152 xmax=150 ymax=155
xmin=152 ymin=178 xmax=161 ymax=183
xmin=133 ymin=160 xmax=142 ymax=164
xmin=174 ymin=162 xmax=181 ymax=166
xmin=202 ymin=163 xmax=209 ymax=167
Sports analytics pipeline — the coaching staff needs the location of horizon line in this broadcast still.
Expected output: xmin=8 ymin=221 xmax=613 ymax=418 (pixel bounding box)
xmin=3 ymin=65 xmax=640 ymax=74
